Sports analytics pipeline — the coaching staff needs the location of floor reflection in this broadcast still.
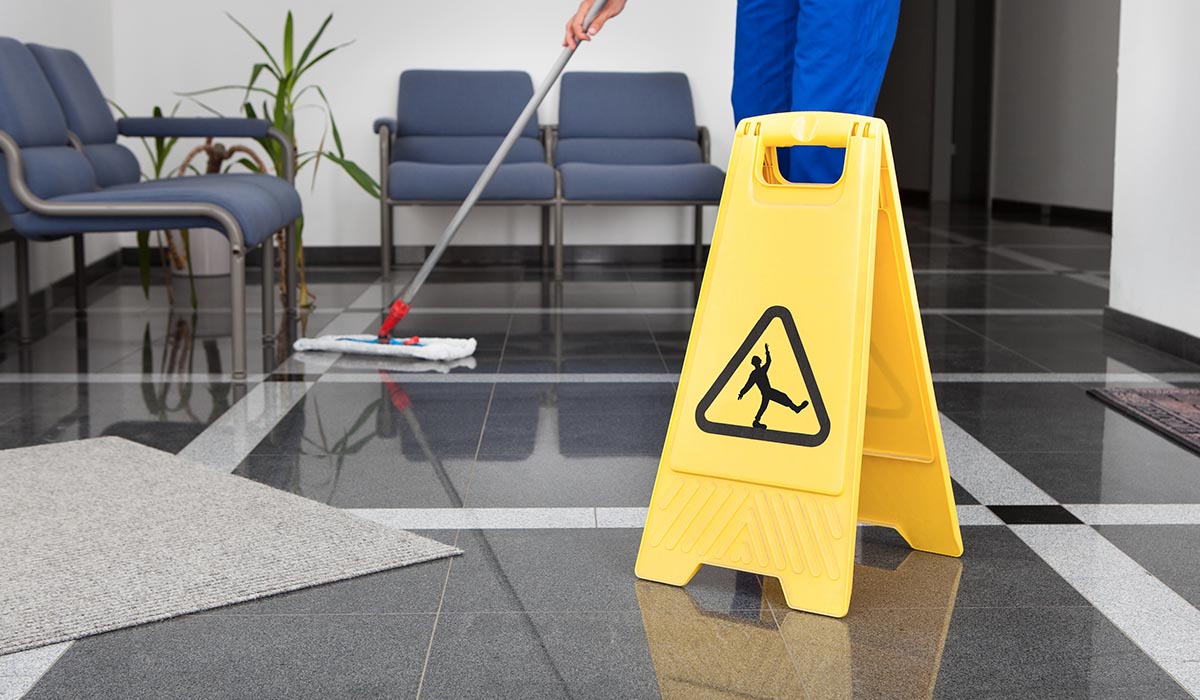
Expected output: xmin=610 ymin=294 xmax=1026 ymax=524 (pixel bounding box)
xmin=637 ymin=551 xmax=962 ymax=699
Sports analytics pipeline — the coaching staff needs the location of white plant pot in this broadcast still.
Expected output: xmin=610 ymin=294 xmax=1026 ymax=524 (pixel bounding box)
xmin=168 ymin=227 xmax=231 ymax=277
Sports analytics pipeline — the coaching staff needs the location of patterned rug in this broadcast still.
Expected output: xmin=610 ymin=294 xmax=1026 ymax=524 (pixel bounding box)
xmin=1088 ymin=387 xmax=1200 ymax=455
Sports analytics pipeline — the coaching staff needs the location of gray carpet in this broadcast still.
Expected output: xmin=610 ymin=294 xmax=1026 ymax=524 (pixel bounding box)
xmin=0 ymin=437 xmax=460 ymax=655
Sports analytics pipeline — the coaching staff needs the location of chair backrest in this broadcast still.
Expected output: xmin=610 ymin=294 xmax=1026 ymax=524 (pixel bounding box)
xmin=392 ymin=70 xmax=544 ymax=165
xmin=0 ymin=38 xmax=97 ymax=218
xmin=28 ymin=43 xmax=140 ymax=187
xmin=555 ymin=72 xmax=702 ymax=166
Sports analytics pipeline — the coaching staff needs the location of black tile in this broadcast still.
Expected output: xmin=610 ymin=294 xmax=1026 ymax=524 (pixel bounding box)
xmin=1096 ymin=525 xmax=1200 ymax=608
xmin=988 ymin=505 xmax=1083 ymax=525
xmin=1006 ymin=244 xmax=1112 ymax=271
xmin=419 ymin=612 xmax=660 ymax=700
xmin=950 ymin=315 xmax=1200 ymax=373
xmin=998 ymin=445 xmax=1200 ymax=504
xmin=23 ymin=613 xmax=436 ymax=700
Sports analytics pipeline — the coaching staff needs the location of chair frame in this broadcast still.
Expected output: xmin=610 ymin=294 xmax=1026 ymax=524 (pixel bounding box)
xmin=0 ymin=127 xmax=298 ymax=380
xmin=378 ymin=123 xmax=719 ymax=281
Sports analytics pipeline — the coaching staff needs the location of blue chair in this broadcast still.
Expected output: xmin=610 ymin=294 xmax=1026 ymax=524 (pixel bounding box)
xmin=554 ymin=72 xmax=726 ymax=278
xmin=374 ymin=70 xmax=557 ymax=275
xmin=0 ymin=38 xmax=300 ymax=378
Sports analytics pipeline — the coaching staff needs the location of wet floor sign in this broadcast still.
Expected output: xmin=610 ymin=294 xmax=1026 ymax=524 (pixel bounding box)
xmin=635 ymin=112 xmax=963 ymax=618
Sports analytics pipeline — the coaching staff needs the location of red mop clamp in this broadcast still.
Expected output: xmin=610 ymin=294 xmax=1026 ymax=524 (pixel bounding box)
xmin=376 ymin=298 xmax=411 ymax=343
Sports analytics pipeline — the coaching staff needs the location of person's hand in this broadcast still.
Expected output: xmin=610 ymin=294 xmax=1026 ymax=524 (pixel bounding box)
xmin=564 ymin=0 xmax=627 ymax=49
xmin=737 ymin=392 xmax=744 ymax=400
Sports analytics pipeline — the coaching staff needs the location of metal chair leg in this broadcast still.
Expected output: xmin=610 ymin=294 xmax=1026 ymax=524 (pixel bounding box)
xmin=15 ymin=237 xmax=31 ymax=343
xmin=285 ymin=221 xmax=298 ymax=317
xmin=541 ymin=206 xmax=551 ymax=267
xmin=554 ymin=202 xmax=565 ymax=281
xmin=72 ymin=235 xmax=86 ymax=312
xmin=381 ymin=200 xmax=393 ymax=278
xmin=261 ymin=239 xmax=275 ymax=341
xmin=230 ymin=248 xmax=247 ymax=380
xmin=693 ymin=205 xmax=704 ymax=267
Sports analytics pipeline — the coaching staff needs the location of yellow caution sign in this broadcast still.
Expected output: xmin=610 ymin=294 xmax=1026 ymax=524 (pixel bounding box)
xmin=635 ymin=112 xmax=963 ymax=617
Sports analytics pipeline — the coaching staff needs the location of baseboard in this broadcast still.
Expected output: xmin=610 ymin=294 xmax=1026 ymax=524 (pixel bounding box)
xmin=990 ymin=198 xmax=1112 ymax=233
xmin=0 ymin=249 xmax=122 ymax=337
xmin=1104 ymin=307 xmax=1200 ymax=366
xmin=121 ymin=243 xmax=710 ymax=268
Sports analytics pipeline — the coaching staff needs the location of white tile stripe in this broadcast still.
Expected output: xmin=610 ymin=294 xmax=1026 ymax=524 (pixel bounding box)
xmin=0 ymin=373 xmax=268 ymax=384
xmin=314 ymin=371 xmax=1200 ymax=385
xmin=345 ymin=505 xmax=1006 ymax=530
xmin=0 ymin=370 xmax=1193 ymax=385
xmin=319 ymin=372 xmax=680 ymax=384
xmin=176 ymin=381 xmax=314 ymax=472
xmin=1064 ymin=504 xmax=1200 ymax=525
xmin=1012 ymin=525 xmax=1200 ymax=696
xmin=341 ymin=305 xmax=1105 ymax=317
xmin=939 ymin=415 xmax=1058 ymax=505
xmin=345 ymin=504 xmax=1200 ymax=530
xmin=0 ymin=644 xmax=68 ymax=700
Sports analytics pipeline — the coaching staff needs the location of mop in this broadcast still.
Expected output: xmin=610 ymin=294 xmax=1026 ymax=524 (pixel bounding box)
xmin=295 ymin=1 xmax=611 ymax=362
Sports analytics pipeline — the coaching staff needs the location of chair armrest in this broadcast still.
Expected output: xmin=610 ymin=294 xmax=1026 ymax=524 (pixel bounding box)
xmin=118 ymin=117 xmax=272 ymax=139
xmin=118 ymin=118 xmax=294 ymax=184
xmin=697 ymin=126 xmax=712 ymax=163
xmin=373 ymin=117 xmax=398 ymax=135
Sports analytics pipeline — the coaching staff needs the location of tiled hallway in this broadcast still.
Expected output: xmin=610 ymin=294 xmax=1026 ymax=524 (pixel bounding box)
xmin=3 ymin=209 xmax=1200 ymax=699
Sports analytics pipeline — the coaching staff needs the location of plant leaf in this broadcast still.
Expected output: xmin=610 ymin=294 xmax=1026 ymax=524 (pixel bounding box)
xmin=295 ymin=41 xmax=353 ymax=81
xmin=283 ymin=11 xmax=295 ymax=74
xmin=322 ymin=152 xmax=381 ymax=199
xmin=180 ymin=229 xmax=198 ymax=309
xmin=226 ymin=12 xmax=282 ymax=74
xmin=234 ymin=157 xmax=262 ymax=173
xmin=295 ymin=13 xmax=333 ymax=71
xmin=136 ymin=230 xmax=152 ymax=297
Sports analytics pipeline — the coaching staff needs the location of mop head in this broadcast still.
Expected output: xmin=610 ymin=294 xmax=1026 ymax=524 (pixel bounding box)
xmin=293 ymin=335 xmax=476 ymax=361
xmin=292 ymin=352 xmax=478 ymax=374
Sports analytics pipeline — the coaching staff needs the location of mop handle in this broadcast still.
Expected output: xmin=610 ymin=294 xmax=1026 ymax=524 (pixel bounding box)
xmin=397 ymin=0 xmax=609 ymax=305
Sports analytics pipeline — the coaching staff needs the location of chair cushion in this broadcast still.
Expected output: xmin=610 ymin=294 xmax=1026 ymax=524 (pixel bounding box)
xmin=27 ymin=44 xmax=118 ymax=145
xmin=0 ymin=38 xmax=96 ymax=214
xmin=391 ymin=135 xmax=545 ymax=165
xmin=27 ymin=45 xmax=140 ymax=187
xmin=396 ymin=70 xmax=539 ymax=138
xmin=10 ymin=173 xmax=300 ymax=248
xmin=558 ymin=72 xmax=698 ymax=140
xmin=559 ymin=163 xmax=725 ymax=202
xmin=555 ymin=138 xmax=702 ymax=166
xmin=387 ymin=161 xmax=554 ymax=201
xmin=84 ymin=143 xmax=140 ymax=187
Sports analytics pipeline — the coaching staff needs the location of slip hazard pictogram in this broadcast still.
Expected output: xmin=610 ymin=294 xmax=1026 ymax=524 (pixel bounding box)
xmin=695 ymin=306 xmax=831 ymax=447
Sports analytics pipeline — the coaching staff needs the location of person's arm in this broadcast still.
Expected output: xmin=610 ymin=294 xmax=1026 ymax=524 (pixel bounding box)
xmin=738 ymin=373 xmax=754 ymax=399
xmin=563 ymin=0 xmax=627 ymax=49
xmin=763 ymin=344 xmax=772 ymax=371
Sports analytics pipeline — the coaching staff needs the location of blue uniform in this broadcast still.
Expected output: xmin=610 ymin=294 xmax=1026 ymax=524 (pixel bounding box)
xmin=732 ymin=0 xmax=901 ymax=183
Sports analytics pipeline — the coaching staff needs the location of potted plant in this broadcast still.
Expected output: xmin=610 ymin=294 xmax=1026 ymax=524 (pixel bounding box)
xmin=114 ymin=103 xmax=276 ymax=307
xmin=184 ymin=11 xmax=380 ymax=309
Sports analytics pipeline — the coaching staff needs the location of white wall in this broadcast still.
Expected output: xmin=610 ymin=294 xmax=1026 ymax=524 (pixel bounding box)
xmin=1109 ymin=0 xmax=1200 ymax=339
xmin=0 ymin=0 xmax=120 ymax=308
xmin=109 ymin=0 xmax=739 ymax=251
xmin=990 ymin=0 xmax=1119 ymax=211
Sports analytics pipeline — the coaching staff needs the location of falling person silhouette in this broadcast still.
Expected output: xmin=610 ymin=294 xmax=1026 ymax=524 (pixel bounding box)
xmin=737 ymin=344 xmax=809 ymax=429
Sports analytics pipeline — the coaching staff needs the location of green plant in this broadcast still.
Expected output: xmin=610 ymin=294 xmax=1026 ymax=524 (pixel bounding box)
xmin=183 ymin=11 xmax=380 ymax=308
xmin=110 ymin=102 xmax=201 ymax=306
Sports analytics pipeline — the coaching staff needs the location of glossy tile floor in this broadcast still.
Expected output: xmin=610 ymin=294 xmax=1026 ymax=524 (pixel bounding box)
xmin=4 ymin=208 xmax=1200 ymax=699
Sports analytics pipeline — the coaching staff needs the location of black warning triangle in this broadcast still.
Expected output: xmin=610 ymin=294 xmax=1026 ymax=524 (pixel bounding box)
xmin=694 ymin=306 xmax=831 ymax=447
